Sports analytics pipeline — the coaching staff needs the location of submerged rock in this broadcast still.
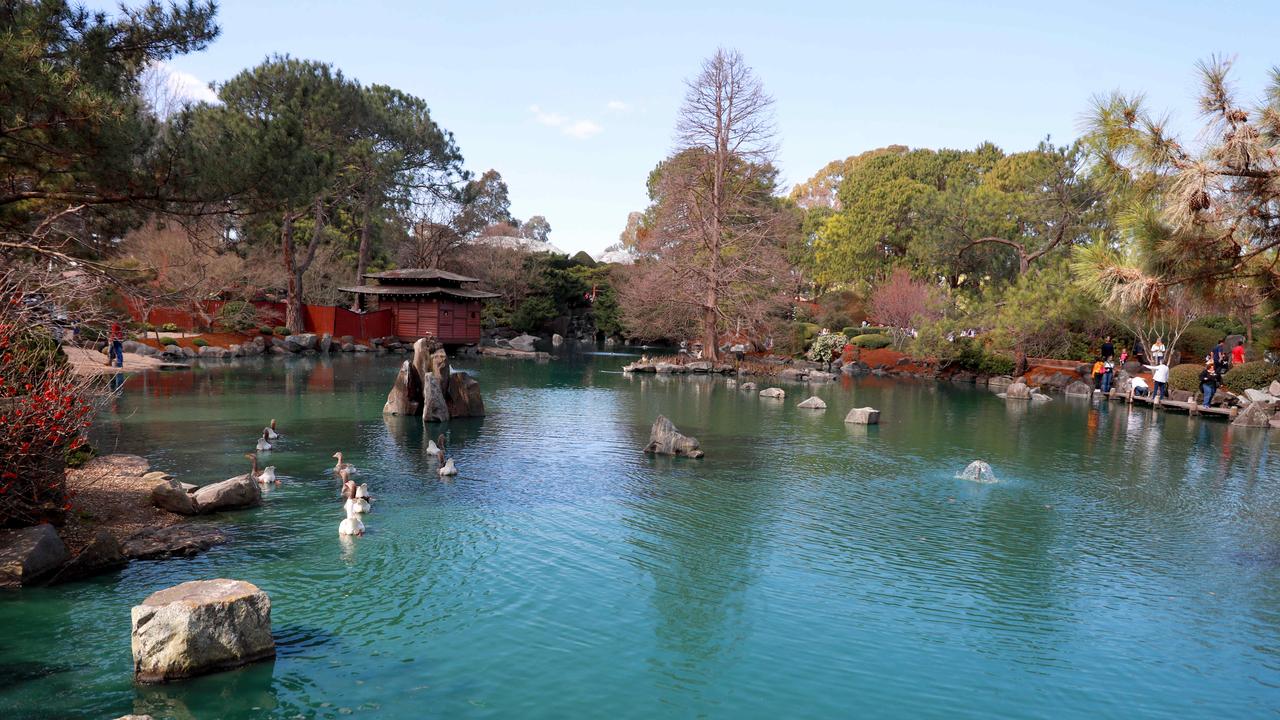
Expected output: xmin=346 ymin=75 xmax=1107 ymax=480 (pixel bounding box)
xmin=740 ymin=382 xmax=758 ymax=391
xmin=0 ymin=524 xmax=69 ymax=588
xmin=797 ymin=396 xmax=827 ymax=410
xmin=643 ymin=415 xmax=705 ymax=458
xmin=131 ymin=579 xmax=275 ymax=683
xmin=844 ymin=407 xmax=880 ymax=425
xmin=122 ymin=525 xmax=228 ymax=561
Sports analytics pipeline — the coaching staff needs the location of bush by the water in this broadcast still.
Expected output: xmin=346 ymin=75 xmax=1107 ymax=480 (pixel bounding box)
xmin=217 ymin=301 xmax=261 ymax=332
xmin=1222 ymin=361 xmax=1280 ymax=391
xmin=158 ymin=336 xmax=177 ymax=346
xmin=952 ymin=339 xmax=1015 ymax=375
xmin=192 ymin=338 xmax=209 ymax=347
xmin=851 ymin=334 xmax=891 ymax=349
xmin=274 ymin=326 xmax=290 ymax=337
xmin=807 ymin=333 xmax=848 ymax=362
xmin=1168 ymin=363 xmax=1204 ymax=392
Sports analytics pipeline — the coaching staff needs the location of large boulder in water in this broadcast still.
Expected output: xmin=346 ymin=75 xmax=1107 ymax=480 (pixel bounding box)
xmin=844 ymin=407 xmax=880 ymax=425
xmin=643 ymin=416 xmax=705 ymax=458
xmin=131 ymin=579 xmax=275 ymax=683
xmin=1233 ymin=401 xmax=1275 ymax=428
xmin=192 ymin=475 xmax=261 ymax=514
xmin=797 ymin=396 xmax=827 ymax=410
xmin=0 ymin=524 xmax=69 ymax=587
xmin=759 ymin=387 xmax=785 ymax=399
xmin=1003 ymin=380 xmax=1033 ymax=400
xmin=509 ymin=334 xmax=538 ymax=352
xmin=446 ymin=371 xmax=485 ymax=418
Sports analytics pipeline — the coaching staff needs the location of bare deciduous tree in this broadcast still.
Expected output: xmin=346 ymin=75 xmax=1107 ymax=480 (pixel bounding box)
xmin=625 ymin=48 xmax=791 ymax=359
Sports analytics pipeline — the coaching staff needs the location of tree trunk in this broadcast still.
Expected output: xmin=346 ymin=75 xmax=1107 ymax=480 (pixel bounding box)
xmin=351 ymin=198 xmax=374 ymax=311
xmin=1014 ymin=345 xmax=1028 ymax=377
xmin=281 ymin=212 xmax=303 ymax=333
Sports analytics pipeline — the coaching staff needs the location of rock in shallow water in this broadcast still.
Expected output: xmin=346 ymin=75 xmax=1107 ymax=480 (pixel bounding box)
xmin=122 ymin=525 xmax=228 ymax=560
xmin=797 ymin=396 xmax=826 ymax=410
xmin=643 ymin=415 xmax=705 ymax=458
xmin=131 ymin=578 xmax=275 ymax=683
xmin=844 ymin=407 xmax=880 ymax=425
xmin=50 ymin=529 xmax=125 ymax=584
xmin=191 ymin=475 xmax=261 ymax=514
xmin=759 ymin=387 xmax=785 ymax=399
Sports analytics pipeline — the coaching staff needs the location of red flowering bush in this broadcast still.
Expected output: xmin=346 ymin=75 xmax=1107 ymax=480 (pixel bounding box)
xmin=0 ymin=292 xmax=99 ymax=527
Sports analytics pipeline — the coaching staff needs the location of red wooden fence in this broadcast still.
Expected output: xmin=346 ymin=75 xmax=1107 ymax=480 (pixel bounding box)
xmin=121 ymin=298 xmax=394 ymax=340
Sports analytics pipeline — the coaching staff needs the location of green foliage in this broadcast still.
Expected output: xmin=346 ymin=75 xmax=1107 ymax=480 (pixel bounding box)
xmin=158 ymin=337 xmax=177 ymax=346
xmin=273 ymin=326 xmax=290 ymax=337
xmin=217 ymin=301 xmax=260 ymax=332
xmin=1168 ymin=364 xmax=1204 ymax=392
xmin=807 ymin=333 xmax=848 ymax=362
xmin=161 ymin=322 xmax=179 ymax=332
xmin=65 ymin=442 xmax=96 ymax=469
xmin=851 ymin=334 xmax=891 ymax=349
xmin=1222 ymin=361 xmax=1280 ymax=392
xmin=841 ymin=327 xmax=860 ymax=338
xmin=569 ymin=250 xmax=597 ymax=267
xmin=1197 ymin=316 xmax=1246 ymax=337
xmin=511 ymin=296 xmax=557 ymax=333
xmin=1177 ymin=325 xmax=1220 ymax=362
xmin=192 ymin=338 xmax=209 ymax=347
xmin=259 ymin=326 xmax=273 ymax=335
xmin=813 ymin=290 xmax=863 ymax=330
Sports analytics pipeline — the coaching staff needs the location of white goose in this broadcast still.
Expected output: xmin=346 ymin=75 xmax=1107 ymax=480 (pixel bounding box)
xmin=264 ymin=419 xmax=279 ymax=440
xmin=255 ymin=429 xmax=272 ymax=452
xmin=425 ymin=439 xmax=440 ymax=457
xmin=338 ymin=504 xmax=365 ymax=536
xmin=244 ymin=453 xmax=278 ymax=485
xmin=438 ymin=458 xmax=458 ymax=476
xmin=332 ymin=451 xmax=356 ymax=475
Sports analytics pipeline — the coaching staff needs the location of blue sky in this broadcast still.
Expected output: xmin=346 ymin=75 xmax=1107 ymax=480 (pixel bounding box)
xmin=146 ymin=0 xmax=1276 ymax=255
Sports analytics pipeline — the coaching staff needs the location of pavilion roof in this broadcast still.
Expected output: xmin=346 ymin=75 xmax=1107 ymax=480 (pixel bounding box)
xmin=361 ymin=268 xmax=480 ymax=283
xmin=339 ymin=284 xmax=500 ymax=299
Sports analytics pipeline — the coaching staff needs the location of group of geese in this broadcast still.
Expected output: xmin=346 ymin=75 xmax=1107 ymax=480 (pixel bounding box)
xmin=243 ymin=418 xmax=461 ymax=537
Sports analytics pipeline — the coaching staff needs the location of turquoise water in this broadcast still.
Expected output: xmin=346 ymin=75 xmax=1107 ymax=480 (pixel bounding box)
xmin=2 ymin=352 xmax=1280 ymax=719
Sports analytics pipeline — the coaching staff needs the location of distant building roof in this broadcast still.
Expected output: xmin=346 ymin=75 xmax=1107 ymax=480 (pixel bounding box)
xmin=340 ymin=284 xmax=501 ymax=300
xmin=362 ymin=268 xmax=481 ymax=283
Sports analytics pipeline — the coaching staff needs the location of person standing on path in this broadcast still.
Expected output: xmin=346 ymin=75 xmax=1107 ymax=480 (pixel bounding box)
xmin=1101 ymin=358 xmax=1115 ymax=393
xmin=105 ymin=321 xmax=124 ymax=368
xmin=1101 ymin=336 xmax=1114 ymax=361
xmin=1211 ymin=338 xmax=1227 ymax=375
xmin=1144 ymin=360 xmax=1170 ymax=401
xmin=1231 ymin=340 xmax=1245 ymax=367
xmin=1199 ymin=362 xmax=1220 ymax=408
xmin=1091 ymin=359 xmax=1105 ymax=391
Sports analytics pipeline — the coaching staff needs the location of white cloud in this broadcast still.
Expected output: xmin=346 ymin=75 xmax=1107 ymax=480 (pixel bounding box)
xmin=528 ymin=104 xmax=603 ymax=140
xmin=606 ymin=100 xmax=630 ymax=112
xmin=157 ymin=61 xmax=218 ymax=105
xmin=563 ymin=120 xmax=603 ymax=139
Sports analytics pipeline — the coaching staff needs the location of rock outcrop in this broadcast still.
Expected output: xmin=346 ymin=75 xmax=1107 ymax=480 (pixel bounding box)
xmin=0 ymin=524 xmax=70 ymax=587
xmin=759 ymin=387 xmax=785 ymax=399
xmin=191 ymin=475 xmax=261 ymax=514
xmin=797 ymin=396 xmax=827 ymax=410
xmin=131 ymin=579 xmax=275 ymax=683
xmin=509 ymin=334 xmax=538 ymax=352
xmin=844 ymin=407 xmax=881 ymax=425
xmin=1002 ymin=380 xmax=1033 ymax=400
xmin=383 ymin=337 xmax=485 ymax=423
xmin=1064 ymin=380 xmax=1093 ymax=397
xmin=1233 ymin=401 xmax=1275 ymax=428
xmin=643 ymin=416 xmax=705 ymax=458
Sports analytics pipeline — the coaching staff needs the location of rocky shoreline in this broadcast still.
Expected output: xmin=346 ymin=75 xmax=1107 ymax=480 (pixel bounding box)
xmin=0 ymin=455 xmax=243 ymax=589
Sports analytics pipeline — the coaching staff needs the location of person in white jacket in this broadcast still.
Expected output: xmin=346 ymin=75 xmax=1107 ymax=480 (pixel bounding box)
xmin=1144 ymin=361 xmax=1170 ymax=401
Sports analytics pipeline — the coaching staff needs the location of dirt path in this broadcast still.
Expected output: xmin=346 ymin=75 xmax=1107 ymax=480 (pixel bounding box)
xmin=62 ymin=454 xmax=182 ymax=554
xmin=62 ymin=344 xmax=175 ymax=375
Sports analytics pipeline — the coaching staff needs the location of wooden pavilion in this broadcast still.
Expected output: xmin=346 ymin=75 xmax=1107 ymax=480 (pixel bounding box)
xmin=340 ymin=269 xmax=499 ymax=344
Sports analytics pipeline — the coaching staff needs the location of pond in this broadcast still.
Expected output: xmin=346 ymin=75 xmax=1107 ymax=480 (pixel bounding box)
xmin=2 ymin=352 xmax=1279 ymax=719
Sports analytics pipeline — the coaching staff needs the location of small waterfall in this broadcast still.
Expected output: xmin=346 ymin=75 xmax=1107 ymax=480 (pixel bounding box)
xmin=957 ymin=460 xmax=997 ymax=484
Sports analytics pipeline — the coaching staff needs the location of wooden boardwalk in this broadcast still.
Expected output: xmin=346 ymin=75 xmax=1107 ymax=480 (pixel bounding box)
xmin=1093 ymin=387 xmax=1238 ymax=419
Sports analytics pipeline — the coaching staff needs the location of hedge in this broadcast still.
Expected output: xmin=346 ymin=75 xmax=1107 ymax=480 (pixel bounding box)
xmin=1176 ymin=326 xmax=1220 ymax=363
xmin=158 ymin=336 xmax=178 ymax=347
xmin=851 ymin=334 xmax=891 ymax=349
xmin=1168 ymin=363 xmax=1204 ymax=392
xmin=1222 ymin=361 xmax=1280 ymax=392
xmin=192 ymin=338 xmax=209 ymax=347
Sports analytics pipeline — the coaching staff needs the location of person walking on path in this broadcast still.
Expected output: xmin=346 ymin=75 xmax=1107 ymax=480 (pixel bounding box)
xmin=1144 ymin=360 xmax=1170 ymax=401
xmin=1199 ymin=362 xmax=1220 ymax=408
xmin=105 ymin=322 xmax=124 ymax=368
xmin=1150 ymin=337 xmax=1166 ymax=365
xmin=1231 ymin=340 xmax=1245 ymax=366
xmin=1101 ymin=336 xmax=1114 ymax=361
